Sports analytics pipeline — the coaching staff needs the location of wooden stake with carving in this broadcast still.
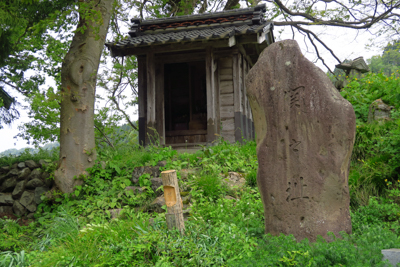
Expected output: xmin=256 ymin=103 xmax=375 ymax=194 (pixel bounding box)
xmin=161 ymin=170 xmax=185 ymax=234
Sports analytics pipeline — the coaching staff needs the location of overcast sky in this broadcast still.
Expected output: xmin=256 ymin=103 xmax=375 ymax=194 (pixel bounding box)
xmin=0 ymin=9 xmax=382 ymax=153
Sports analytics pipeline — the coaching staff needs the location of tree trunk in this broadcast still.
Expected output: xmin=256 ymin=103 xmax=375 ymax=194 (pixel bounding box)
xmin=54 ymin=0 xmax=113 ymax=194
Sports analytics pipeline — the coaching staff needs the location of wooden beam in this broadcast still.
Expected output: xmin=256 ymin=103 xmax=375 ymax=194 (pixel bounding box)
xmin=166 ymin=130 xmax=207 ymax=137
xmin=236 ymin=34 xmax=258 ymax=45
xmin=157 ymin=52 xmax=206 ymax=64
xmin=237 ymin=43 xmax=254 ymax=67
xmin=213 ymin=49 xmax=236 ymax=59
xmin=257 ymin=32 xmax=266 ymax=44
xmin=114 ymin=39 xmax=233 ymax=56
xmin=229 ymin=36 xmax=236 ymax=47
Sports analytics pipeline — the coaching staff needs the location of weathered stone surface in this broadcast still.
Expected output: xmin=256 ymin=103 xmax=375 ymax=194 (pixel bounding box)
xmin=42 ymin=172 xmax=53 ymax=188
xmin=0 ymin=193 xmax=14 ymax=205
xmin=20 ymin=191 xmax=37 ymax=212
xmin=144 ymin=166 xmax=160 ymax=178
xmin=26 ymin=178 xmax=44 ymax=189
xmin=28 ymin=169 xmax=42 ymax=180
xmin=0 ymin=206 xmax=13 ymax=214
xmin=1 ymin=178 xmax=18 ymax=192
xmin=44 ymin=188 xmax=58 ymax=202
xmin=38 ymin=159 xmax=48 ymax=167
xmin=109 ymin=208 xmax=122 ymax=219
xmin=99 ymin=161 xmax=106 ymax=169
xmin=25 ymin=160 xmax=39 ymax=169
xmin=125 ymin=186 xmax=145 ymax=194
xmin=6 ymin=168 xmax=19 ymax=178
xmin=41 ymin=172 xmax=50 ymax=180
xmin=382 ymin=248 xmax=400 ymax=267
xmin=132 ymin=166 xmax=161 ymax=183
xmin=368 ymin=99 xmax=393 ymax=123
xmin=0 ymin=166 xmax=10 ymax=174
xmin=246 ymin=40 xmax=355 ymax=242
xmin=0 ymin=174 xmax=7 ymax=184
xmin=17 ymin=167 xmax=31 ymax=180
xmin=35 ymin=186 xmax=49 ymax=205
xmin=180 ymin=168 xmax=200 ymax=179
xmin=17 ymin=162 xmax=26 ymax=169
xmin=150 ymin=178 xmax=163 ymax=195
xmin=12 ymin=180 xmax=26 ymax=199
xmin=132 ymin=166 xmax=144 ymax=184
xmin=157 ymin=160 xmax=167 ymax=167
xmin=182 ymin=207 xmax=191 ymax=220
xmin=182 ymin=194 xmax=191 ymax=204
xmin=222 ymin=172 xmax=246 ymax=190
xmin=11 ymin=163 xmax=18 ymax=169
xmin=13 ymin=200 xmax=27 ymax=217
xmin=150 ymin=195 xmax=166 ymax=213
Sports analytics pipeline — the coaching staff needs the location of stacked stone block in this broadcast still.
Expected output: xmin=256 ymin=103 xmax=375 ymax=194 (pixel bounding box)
xmin=0 ymin=160 xmax=53 ymax=217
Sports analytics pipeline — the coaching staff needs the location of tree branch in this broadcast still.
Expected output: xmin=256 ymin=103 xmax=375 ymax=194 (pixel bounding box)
xmin=111 ymin=57 xmax=138 ymax=131
xmin=94 ymin=124 xmax=115 ymax=149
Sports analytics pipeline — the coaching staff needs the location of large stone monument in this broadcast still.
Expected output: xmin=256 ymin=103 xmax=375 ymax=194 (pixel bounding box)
xmin=246 ymin=40 xmax=356 ymax=242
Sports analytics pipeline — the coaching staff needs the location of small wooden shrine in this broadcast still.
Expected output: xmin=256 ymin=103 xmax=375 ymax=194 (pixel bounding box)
xmin=106 ymin=4 xmax=275 ymax=147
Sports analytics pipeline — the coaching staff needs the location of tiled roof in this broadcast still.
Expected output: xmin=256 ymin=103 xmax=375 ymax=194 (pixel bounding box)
xmin=106 ymin=4 xmax=273 ymax=56
xmin=140 ymin=14 xmax=254 ymax=31
xmin=112 ymin=23 xmax=271 ymax=47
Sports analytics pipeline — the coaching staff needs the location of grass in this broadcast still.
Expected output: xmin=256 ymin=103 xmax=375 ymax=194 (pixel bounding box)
xmin=0 ymin=139 xmax=399 ymax=266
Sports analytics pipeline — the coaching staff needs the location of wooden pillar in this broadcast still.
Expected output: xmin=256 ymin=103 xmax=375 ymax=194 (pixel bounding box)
xmin=206 ymin=47 xmax=217 ymax=143
xmin=138 ymin=56 xmax=147 ymax=146
xmin=242 ymin=56 xmax=248 ymax=140
xmin=244 ymin=60 xmax=252 ymax=141
xmin=214 ymin=60 xmax=220 ymax=136
xmin=161 ymin=170 xmax=185 ymax=235
xmin=155 ymin=60 xmax=165 ymax=145
xmin=146 ymin=52 xmax=157 ymax=145
xmin=247 ymin=100 xmax=252 ymax=140
xmin=233 ymin=52 xmax=243 ymax=143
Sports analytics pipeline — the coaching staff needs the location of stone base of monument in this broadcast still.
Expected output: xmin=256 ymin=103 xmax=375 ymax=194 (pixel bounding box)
xmin=382 ymin=249 xmax=400 ymax=267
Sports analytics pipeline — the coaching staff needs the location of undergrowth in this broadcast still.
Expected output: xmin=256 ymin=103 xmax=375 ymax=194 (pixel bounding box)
xmin=0 ymin=139 xmax=399 ymax=266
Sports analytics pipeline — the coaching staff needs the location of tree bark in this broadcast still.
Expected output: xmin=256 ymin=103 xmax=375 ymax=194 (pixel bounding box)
xmin=55 ymin=0 xmax=113 ymax=193
xmin=161 ymin=170 xmax=185 ymax=235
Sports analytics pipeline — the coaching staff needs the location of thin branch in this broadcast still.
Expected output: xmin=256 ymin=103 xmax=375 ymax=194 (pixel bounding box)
xmin=94 ymin=124 xmax=115 ymax=149
xmin=0 ymin=80 xmax=29 ymax=96
xmin=111 ymin=57 xmax=138 ymax=131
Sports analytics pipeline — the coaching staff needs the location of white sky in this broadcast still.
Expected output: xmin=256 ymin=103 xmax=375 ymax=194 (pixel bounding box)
xmin=0 ymin=7 xmax=383 ymax=153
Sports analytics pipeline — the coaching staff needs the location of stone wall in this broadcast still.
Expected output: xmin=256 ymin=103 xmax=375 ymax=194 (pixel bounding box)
xmin=0 ymin=160 xmax=53 ymax=218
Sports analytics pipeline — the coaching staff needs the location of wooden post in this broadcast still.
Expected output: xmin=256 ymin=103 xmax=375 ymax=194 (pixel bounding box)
xmin=147 ymin=52 xmax=157 ymax=144
xmin=233 ymin=52 xmax=244 ymax=143
xmin=155 ymin=60 xmax=165 ymax=145
xmin=161 ymin=170 xmax=185 ymax=234
xmin=206 ymin=47 xmax=217 ymax=143
xmin=138 ymin=56 xmax=147 ymax=146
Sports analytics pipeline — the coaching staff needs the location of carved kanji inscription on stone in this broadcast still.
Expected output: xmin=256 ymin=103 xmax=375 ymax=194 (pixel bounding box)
xmin=289 ymin=139 xmax=301 ymax=152
xmin=286 ymin=176 xmax=308 ymax=202
xmin=290 ymin=86 xmax=305 ymax=108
